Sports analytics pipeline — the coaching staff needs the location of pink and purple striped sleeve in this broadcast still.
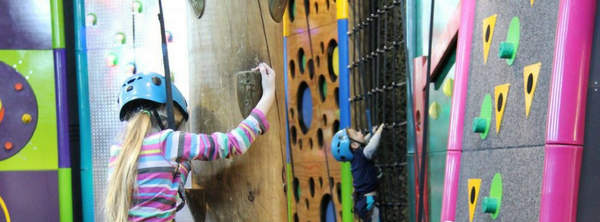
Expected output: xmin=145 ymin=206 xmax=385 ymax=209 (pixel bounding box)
xmin=161 ymin=109 xmax=270 ymax=163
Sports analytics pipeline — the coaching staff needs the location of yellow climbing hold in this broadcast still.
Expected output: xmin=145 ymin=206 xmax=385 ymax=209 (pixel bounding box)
xmin=429 ymin=102 xmax=441 ymax=120
xmin=494 ymin=83 xmax=510 ymax=133
xmin=443 ymin=78 xmax=454 ymax=97
xmin=482 ymin=15 xmax=497 ymax=64
xmin=523 ymin=62 xmax=541 ymax=117
xmin=22 ymin=113 xmax=32 ymax=124
xmin=468 ymin=178 xmax=482 ymax=222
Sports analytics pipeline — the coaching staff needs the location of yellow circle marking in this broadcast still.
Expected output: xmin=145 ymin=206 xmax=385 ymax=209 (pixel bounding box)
xmin=0 ymin=195 xmax=11 ymax=222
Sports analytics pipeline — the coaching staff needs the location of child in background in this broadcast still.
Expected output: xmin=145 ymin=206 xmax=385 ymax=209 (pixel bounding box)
xmin=105 ymin=63 xmax=276 ymax=221
xmin=331 ymin=124 xmax=385 ymax=222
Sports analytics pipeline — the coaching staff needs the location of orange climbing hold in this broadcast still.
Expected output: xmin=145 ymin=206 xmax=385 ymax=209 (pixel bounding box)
xmin=4 ymin=142 xmax=12 ymax=150
xmin=14 ymin=83 xmax=23 ymax=91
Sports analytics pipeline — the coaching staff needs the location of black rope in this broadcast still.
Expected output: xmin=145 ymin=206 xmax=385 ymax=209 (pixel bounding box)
xmin=417 ymin=0 xmax=435 ymax=221
xmin=157 ymin=0 xmax=176 ymax=130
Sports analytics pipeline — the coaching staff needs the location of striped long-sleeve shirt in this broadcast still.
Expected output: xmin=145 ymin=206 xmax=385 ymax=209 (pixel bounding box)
xmin=108 ymin=109 xmax=269 ymax=221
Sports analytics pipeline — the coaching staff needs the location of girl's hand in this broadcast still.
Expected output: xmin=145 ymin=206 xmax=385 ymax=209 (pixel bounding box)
xmin=252 ymin=63 xmax=276 ymax=99
xmin=252 ymin=63 xmax=276 ymax=116
xmin=375 ymin=123 xmax=384 ymax=135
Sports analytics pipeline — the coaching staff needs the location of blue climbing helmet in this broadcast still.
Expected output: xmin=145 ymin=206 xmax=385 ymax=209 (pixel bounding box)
xmin=331 ymin=129 xmax=353 ymax=162
xmin=118 ymin=72 xmax=189 ymax=121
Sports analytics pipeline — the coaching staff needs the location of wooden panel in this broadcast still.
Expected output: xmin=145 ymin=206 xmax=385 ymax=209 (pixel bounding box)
xmin=186 ymin=0 xmax=287 ymax=221
xmin=285 ymin=0 xmax=337 ymax=36
xmin=286 ymin=21 xmax=342 ymax=221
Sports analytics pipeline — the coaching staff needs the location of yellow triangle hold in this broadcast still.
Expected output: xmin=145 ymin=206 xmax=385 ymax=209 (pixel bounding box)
xmin=483 ymin=14 xmax=497 ymax=64
xmin=495 ymin=83 xmax=510 ymax=133
xmin=524 ymin=63 xmax=541 ymax=117
xmin=531 ymin=0 xmax=535 ymax=7
xmin=468 ymin=178 xmax=482 ymax=222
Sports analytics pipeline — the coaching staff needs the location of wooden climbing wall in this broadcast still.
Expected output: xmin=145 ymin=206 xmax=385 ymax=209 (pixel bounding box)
xmin=186 ymin=0 xmax=288 ymax=221
xmin=285 ymin=0 xmax=343 ymax=221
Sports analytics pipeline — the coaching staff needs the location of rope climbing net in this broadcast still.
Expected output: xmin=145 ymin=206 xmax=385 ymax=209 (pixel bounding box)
xmin=348 ymin=0 xmax=408 ymax=221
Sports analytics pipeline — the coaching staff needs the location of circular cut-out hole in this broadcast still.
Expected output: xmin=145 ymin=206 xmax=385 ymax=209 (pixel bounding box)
xmin=485 ymin=25 xmax=491 ymax=43
xmin=290 ymin=108 xmax=295 ymax=119
xmin=527 ymin=73 xmax=534 ymax=94
xmin=291 ymin=126 xmax=298 ymax=145
xmin=306 ymin=198 xmax=310 ymax=209
xmin=334 ymin=87 xmax=339 ymax=107
xmin=333 ymin=120 xmax=340 ymax=134
xmin=470 ymin=187 xmax=476 ymax=204
xmin=319 ymin=177 xmax=323 ymax=188
xmin=317 ymin=129 xmax=324 ymax=148
xmin=316 ymin=56 xmax=321 ymax=67
xmin=298 ymin=48 xmax=306 ymax=73
xmin=309 ymin=138 xmax=314 ymax=149
xmin=320 ymin=42 xmax=325 ymax=54
xmin=299 ymin=139 xmax=303 ymax=150
xmin=323 ymin=114 xmax=328 ymax=126
xmin=289 ymin=0 xmax=296 ymax=22
xmin=294 ymin=213 xmax=299 ymax=222
xmin=309 ymin=177 xmax=315 ymax=197
xmin=319 ymin=75 xmax=327 ymax=102
xmin=326 ymin=0 xmax=330 ymax=10
xmin=336 ymin=182 xmax=342 ymax=203
xmin=304 ymin=0 xmax=311 ymax=15
xmin=294 ymin=177 xmax=300 ymax=202
xmin=320 ymin=194 xmax=336 ymax=222
xmin=315 ymin=2 xmax=319 ymax=13
xmin=327 ymin=39 xmax=339 ymax=81
xmin=308 ymin=59 xmax=316 ymax=79
xmin=497 ymin=93 xmax=504 ymax=112
xmin=289 ymin=60 xmax=296 ymax=79
xmin=297 ymin=82 xmax=313 ymax=133
xmin=416 ymin=111 xmax=422 ymax=133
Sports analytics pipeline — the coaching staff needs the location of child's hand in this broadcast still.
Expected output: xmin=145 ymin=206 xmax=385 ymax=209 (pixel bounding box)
xmin=374 ymin=123 xmax=384 ymax=135
xmin=252 ymin=63 xmax=276 ymax=99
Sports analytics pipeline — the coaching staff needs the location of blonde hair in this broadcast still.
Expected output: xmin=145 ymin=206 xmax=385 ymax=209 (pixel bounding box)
xmin=105 ymin=112 xmax=152 ymax=222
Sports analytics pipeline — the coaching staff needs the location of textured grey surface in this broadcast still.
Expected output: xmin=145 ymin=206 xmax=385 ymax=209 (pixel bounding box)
xmin=456 ymin=146 xmax=544 ymax=222
xmin=461 ymin=0 xmax=559 ymax=151
xmin=578 ymin=87 xmax=600 ymax=222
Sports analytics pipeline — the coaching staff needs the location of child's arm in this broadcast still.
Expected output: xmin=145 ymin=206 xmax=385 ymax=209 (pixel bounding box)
xmin=363 ymin=124 xmax=384 ymax=160
xmin=162 ymin=63 xmax=276 ymax=163
xmin=160 ymin=108 xmax=269 ymax=163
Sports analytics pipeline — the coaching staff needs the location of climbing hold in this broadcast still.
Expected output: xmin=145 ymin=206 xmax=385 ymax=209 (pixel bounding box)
xmin=269 ymin=0 xmax=288 ymax=23
xmin=531 ymin=0 xmax=535 ymax=6
xmin=494 ymin=84 xmax=510 ymax=133
xmin=114 ymin=32 xmax=126 ymax=45
xmin=14 ymin=83 xmax=23 ymax=91
xmin=86 ymin=13 xmax=97 ymax=27
xmin=482 ymin=197 xmax=499 ymax=214
xmin=443 ymin=78 xmax=453 ymax=97
xmin=523 ymin=62 xmax=541 ymax=117
xmin=0 ymin=99 xmax=4 ymax=124
xmin=125 ymin=62 xmax=136 ymax=75
xmin=482 ymin=173 xmax=503 ymax=219
xmin=236 ymin=70 xmax=263 ymax=118
xmin=482 ymin=14 xmax=497 ymax=64
xmin=106 ymin=53 xmax=118 ymax=67
xmin=498 ymin=42 xmax=514 ymax=59
xmin=332 ymin=47 xmax=339 ymax=76
xmin=468 ymin=178 xmax=482 ymax=222
xmin=188 ymin=0 xmax=206 ymax=19
xmin=499 ymin=17 xmax=520 ymax=65
xmin=133 ymin=0 xmax=143 ymax=13
xmin=22 ymin=113 xmax=32 ymax=124
xmin=473 ymin=118 xmax=487 ymax=133
xmin=474 ymin=94 xmax=492 ymax=139
xmin=4 ymin=142 xmax=12 ymax=150
xmin=429 ymin=102 xmax=441 ymax=120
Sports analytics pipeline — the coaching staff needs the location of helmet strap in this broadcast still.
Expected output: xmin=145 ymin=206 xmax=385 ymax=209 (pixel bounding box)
xmin=151 ymin=109 xmax=166 ymax=130
xmin=348 ymin=137 xmax=366 ymax=148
